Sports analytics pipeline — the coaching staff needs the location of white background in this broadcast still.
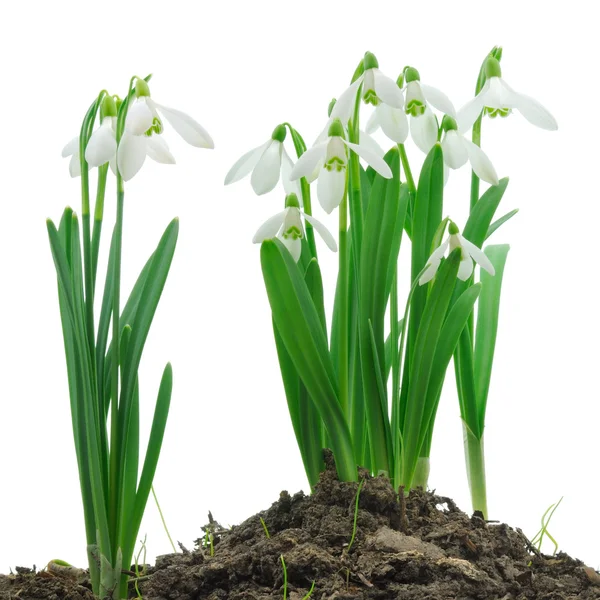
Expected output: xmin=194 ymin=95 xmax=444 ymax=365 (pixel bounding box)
xmin=1 ymin=0 xmax=598 ymax=575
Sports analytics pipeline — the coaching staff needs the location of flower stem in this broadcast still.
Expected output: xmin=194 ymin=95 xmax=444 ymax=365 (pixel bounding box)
xmin=91 ymin=163 xmax=108 ymax=294
xmin=109 ymin=176 xmax=124 ymax=555
xmin=470 ymin=116 xmax=483 ymax=211
xmin=463 ymin=423 xmax=488 ymax=518
xmin=338 ymin=191 xmax=349 ymax=421
xmin=398 ymin=144 xmax=416 ymax=196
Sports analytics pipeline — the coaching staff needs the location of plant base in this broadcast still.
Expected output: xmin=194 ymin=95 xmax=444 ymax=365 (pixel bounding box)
xmin=1 ymin=455 xmax=598 ymax=599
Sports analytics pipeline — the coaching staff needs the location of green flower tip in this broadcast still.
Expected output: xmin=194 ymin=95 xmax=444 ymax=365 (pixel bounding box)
xmin=135 ymin=78 xmax=151 ymax=98
xmin=441 ymin=114 xmax=458 ymax=132
xmin=271 ymin=124 xmax=287 ymax=143
xmin=327 ymin=98 xmax=337 ymax=118
xmin=100 ymin=95 xmax=118 ymax=120
xmin=404 ymin=66 xmax=421 ymax=83
xmin=327 ymin=118 xmax=345 ymax=138
xmin=363 ymin=51 xmax=379 ymax=71
xmin=285 ymin=193 xmax=300 ymax=208
xmin=448 ymin=221 xmax=459 ymax=235
xmin=485 ymin=57 xmax=502 ymax=79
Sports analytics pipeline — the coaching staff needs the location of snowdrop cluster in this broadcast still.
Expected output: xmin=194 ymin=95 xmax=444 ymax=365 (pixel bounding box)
xmin=62 ymin=78 xmax=214 ymax=182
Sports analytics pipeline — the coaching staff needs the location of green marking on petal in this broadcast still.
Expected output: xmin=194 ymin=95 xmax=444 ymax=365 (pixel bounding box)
xmin=145 ymin=116 xmax=164 ymax=136
xmin=485 ymin=107 xmax=511 ymax=119
xmin=405 ymin=99 xmax=426 ymax=117
xmin=363 ymin=88 xmax=380 ymax=106
xmin=282 ymin=225 xmax=303 ymax=241
xmin=325 ymin=156 xmax=346 ymax=172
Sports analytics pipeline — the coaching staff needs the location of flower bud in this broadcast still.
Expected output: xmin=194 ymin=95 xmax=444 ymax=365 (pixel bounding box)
xmin=135 ymin=79 xmax=151 ymax=98
xmin=284 ymin=193 xmax=300 ymax=209
xmin=271 ymin=124 xmax=287 ymax=143
xmin=327 ymin=118 xmax=345 ymax=138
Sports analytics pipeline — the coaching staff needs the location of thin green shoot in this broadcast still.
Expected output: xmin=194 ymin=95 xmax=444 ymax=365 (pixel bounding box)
xmin=152 ymin=486 xmax=177 ymax=553
xmin=530 ymin=497 xmax=563 ymax=555
xmin=260 ymin=516 xmax=271 ymax=539
xmin=302 ymin=581 xmax=316 ymax=599
xmin=346 ymin=479 xmax=365 ymax=555
xmin=133 ymin=535 xmax=147 ymax=599
xmin=280 ymin=555 xmax=288 ymax=600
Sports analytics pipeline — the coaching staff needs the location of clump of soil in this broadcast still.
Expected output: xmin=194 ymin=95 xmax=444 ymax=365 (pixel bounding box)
xmin=2 ymin=453 xmax=599 ymax=599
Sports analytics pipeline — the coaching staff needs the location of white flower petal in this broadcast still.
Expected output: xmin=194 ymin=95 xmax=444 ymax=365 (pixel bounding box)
xmin=126 ymin=98 xmax=154 ymax=136
xmin=365 ymin=111 xmax=380 ymax=134
xmin=459 ymin=236 xmax=495 ymax=276
xmin=279 ymin=207 xmax=304 ymax=262
xmin=317 ymin=167 xmax=346 ymax=213
xmin=84 ymin=122 xmax=117 ymax=167
xmin=421 ymin=84 xmax=456 ymax=117
xmin=289 ymin=142 xmax=327 ymax=181
xmin=372 ymin=69 xmax=404 ymax=108
xmin=442 ymin=131 xmax=468 ymax=169
xmin=330 ymin=78 xmax=363 ymax=124
xmin=506 ymin=85 xmax=558 ymax=130
xmin=153 ymin=101 xmax=215 ymax=148
xmin=358 ymin=129 xmax=386 ymax=157
xmin=303 ymin=213 xmax=337 ymax=252
xmin=69 ymin=152 xmax=81 ymax=178
xmin=117 ymin=132 xmax=147 ymax=181
xmin=457 ymin=255 xmax=474 ymax=281
xmin=463 ymin=140 xmax=499 ymax=185
xmin=280 ymin=234 xmax=302 ymax=262
xmin=410 ymin=109 xmax=438 ymax=154
xmin=419 ymin=259 xmax=442 ymax=285
xmin=430 ymin=238 xmax=450 ymax=263
xmin=343 ymin=140 xmax=392 ymax=179
xmin=109 ymin=156 xmax=117 ymax=176
xmin=456 ymin=81 xmax=490 ymax=133
xmin=62 ymin=136 xmax=79 ymax=158
xmin=251 ymin=140 xmax=282 ymax=195
xmin=487 ymin=77 xmax=516 ymax=108
xmin=224 ymin=141 xmax=270 ymax=185
xmin=146 ymin=135 xmax=176 ymax=164
xmin=377 ymin=104 xmax=409 ymax=144
xmin=252 ymin=210 xmax=287 ymax=243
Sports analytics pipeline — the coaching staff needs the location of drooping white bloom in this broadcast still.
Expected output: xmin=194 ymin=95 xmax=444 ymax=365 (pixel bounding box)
xmin=62 ymin=136 xmax=82 ymax=178
xmin=365 ymin=100 xmax=409 ymax=144
xmin=224 ymin=124 xmax=298 ymax=197
xmin=440 ymin=116 xmax=499 ymax=185
xmin=290 ymin=118 xmax=392 ymax=214
xmin=117 ymin=79 xmax=214 ymax=181
xmin=252 ymin=194 xmax=337 ymax=262
xmin=404 ymin=67 xmax=456 ymax=153
xmin=419 ymin=222 xmax=495 ymax=285
xmin=330 ymin=52 xmax=404 ymax=126
xmin=457 ymin=57 xmax=558 ymax=133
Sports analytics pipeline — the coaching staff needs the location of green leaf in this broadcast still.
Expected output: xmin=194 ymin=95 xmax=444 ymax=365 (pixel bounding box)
xmin=117 ymin=219 xmax=178 ymax=505
xmin=260 ymin=239 xmax=356 ymax=482
xmin=384 ymin=319 xmax=404 ymax=383
xmin=485 ymin=209 xmax=519 ymax=241
xmin=474 ymin=244 xmax=510 ymax=430
xmin=418 ymin=284 xmax=481 ymax=453
xmin=399 ymin=249 xmax=460 ymax=488
xmin=463 ymin=177 xmax=509 ymax=247
xmin=358 ymin=147 xmax=404 ymax=475
xmin=122 ymin=362 xmax=173 ymax=571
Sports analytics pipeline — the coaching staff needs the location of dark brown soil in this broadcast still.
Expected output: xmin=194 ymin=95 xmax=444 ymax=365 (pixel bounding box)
xmin=2 ymin=454 xmax=599 ymax=600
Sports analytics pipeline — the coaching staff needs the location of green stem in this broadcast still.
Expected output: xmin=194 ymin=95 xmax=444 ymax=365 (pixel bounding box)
xmin=398 ymin=144 xmax=416 ymax=195
xmin=463 ymin=423 xmax=488 ymax=518
xmin=151 ymin=486 xmax=177 ymax=553
xmin=338 ymin=192 xmax=349 ymax=422
xmin=470 ymin=116 xmax=482 ymax=211
xmin=412 ymin=457 xmax=430 ymax=490
xmin=390 ymin=269 xmax=399 ymax=431
xmin=109 ymin=177 xmax=124 ymax=556
xmin=347 ymin=124 xmax=363 ymax=261
xmin=91 ymin=163 xmax=108 ymax=293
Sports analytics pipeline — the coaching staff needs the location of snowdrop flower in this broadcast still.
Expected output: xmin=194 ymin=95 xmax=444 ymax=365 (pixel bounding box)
xmin=61 ymin=95 xmax=119 ymax=178
xmin=253 ymin=193 xmax=337 ymax=262
xmin=225 ymin=124 xmax=298 ymax=197
xmin=457 ymin=57 xmax=558 ymax=132
xmin=365 ymin=73 xmax=409 ymax=144
xmin=440 ymin=116 xmax=499 ymax=185
xmin=290 ymin=119 xmax=392 ymax=214
xmin=61 ymin=136 xmax=82 ymax=178
xmin=330 ymin=52 xmax=404 ymax=125
xmin=419 ymin=221 xmax=495 ymax=285
xmin=404 ymin=67 xmax=456 ymax=153
xmin=117 ymin=79 xmax=214 ymax=181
